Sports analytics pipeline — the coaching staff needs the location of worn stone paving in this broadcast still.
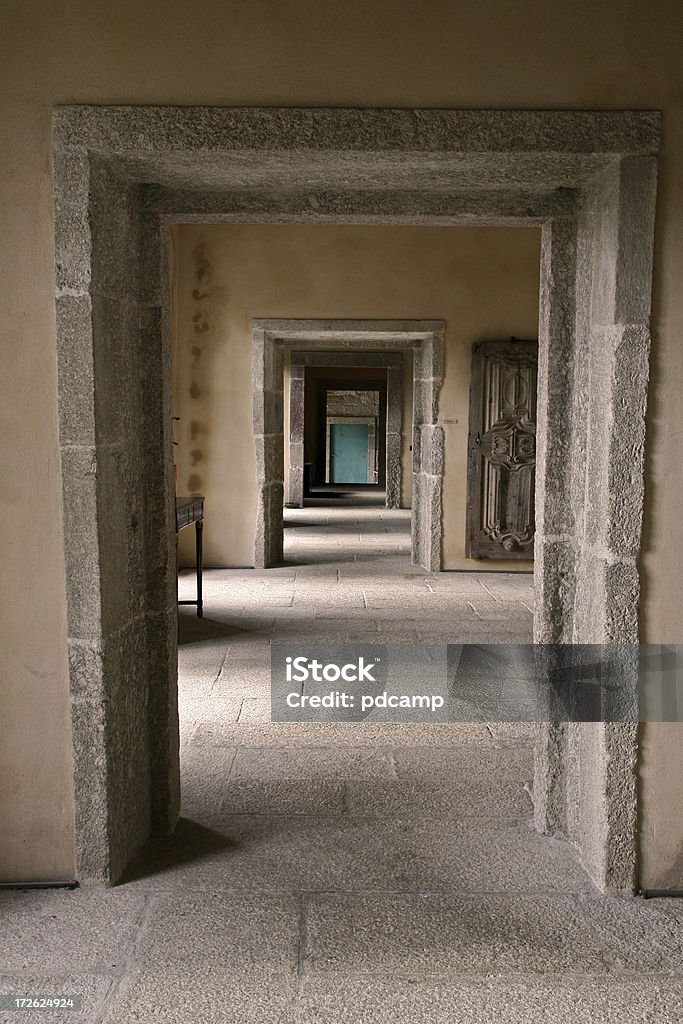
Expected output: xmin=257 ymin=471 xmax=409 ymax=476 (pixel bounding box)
xmin=2 ymin=508 xmax=683 ymax=1022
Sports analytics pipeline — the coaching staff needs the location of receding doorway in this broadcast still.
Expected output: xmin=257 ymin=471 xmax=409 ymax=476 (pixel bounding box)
xmin=298 ymin=366 xmax=388 ymax=508
xmin=257 ymin=320 xmax=445 ymax=572
xmin=52 ymin=107 xmax=659 ymax=893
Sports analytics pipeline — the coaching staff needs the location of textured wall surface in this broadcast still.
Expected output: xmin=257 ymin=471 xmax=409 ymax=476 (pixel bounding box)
xmin=326 ymin=391 xmax=380 ymax=417
xmin=1 ymin=0 xmax=682 ymax=887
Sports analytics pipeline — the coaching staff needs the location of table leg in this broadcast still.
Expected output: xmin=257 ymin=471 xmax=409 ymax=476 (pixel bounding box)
xmin=196 ymin=517 xmax=203 ymax=617
xmin=176 ymin=533 xmax=180 ymax=638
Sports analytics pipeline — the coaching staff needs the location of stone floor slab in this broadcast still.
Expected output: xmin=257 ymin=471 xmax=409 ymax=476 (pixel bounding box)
xmin=130 ymin=893 xmax=299 ymax=976
xmin=103 ymin=973 xmax=297 ymax=1023
xmin=190 ymin=719 xmax=498 ymax=747
xmin=576 ymin=894 xmax=683 ymax=970
xmin=387 ymin=822 xmax=592 ymax=893
xmin=120 ymin=815 xmax=430 ymax=892
xmin=391 ymin=746 xmax=533 ymax=781
xmin=220 ymin=779 xmax=346 ymax=816
xmin=346 ymin=777 xmax=532 ymax=822
xmin=229 ymin=746 xmax=399 ymax=781
xmin=121 ymin=817 xmax=592 ymax=894
xmin=303 ymin=892 xmax=679 ymax=978
xmin=295 ymin=977 xmax=683 ymax=1023
xmin=180 ymin=744 xmax=237 ymax=817
xmin=0 ymin=891 xmax=146 ymax=974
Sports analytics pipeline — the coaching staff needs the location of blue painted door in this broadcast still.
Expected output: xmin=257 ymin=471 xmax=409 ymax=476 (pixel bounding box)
xmin=329 ymin=423 xmax=369 ymax=483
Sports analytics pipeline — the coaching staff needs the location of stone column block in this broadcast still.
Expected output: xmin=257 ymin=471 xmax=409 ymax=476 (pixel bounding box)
xmin=613 ymin=156 xmax=658 ymax=326
xmin=56 ymin=293 xmax=96 ymax=446
xmin=253 ymin=389 xmax=284 ymax=434
xmin=255 ymin=481 xmax=284 ymax=567
xmin=288 ymin=465 xmax=304 ymax=507
xmin=412 ymin=425 xmax=421 ymax=473
xmin=533 ymin=536 xmax=576 ymax=644
xmin=53 ymin=145 xmax=92 ymax=294
xmin=89 ymin=161 xmax=139 ymax=300
xmin=385 ymin=432 xmax=401 ymax=509
xmin=70 ymin=693 xmax=110 ymax=882
xmin=91 ymin=295 xmax=140 ymax=446
xmin=147 ymin=606 xmax=181 ymax=837
xmin=255 ymin=432 xmax=284 ymax=486
xmin=412 ymin=379 xmax=439 ymax=426
xmin=138 ymin=200 xmax=163 ymax=307
xmin=536 ymin=216 xmax=578 ymax=541
xmin=534 ymin=722 xmax=568 ymax=837
xmin=571 ymin=549 xmax=608 ymax=643
xmin=607 ymin=325 xmax=651 ymax=557
xmin=386 ymin=366 xmax=402 ymax=434
xmin=604 ymin=560 xmax=641 ymax=643
xmin=602 ymin=721 xmax=639 ymax=893
xmin=60 ymin=446 xmax=103 ymax=641
xmin=420 ymin=425 xmax=444 ymax=476
xmin=96 ymin=443 xmax=142 ymax=636
xmin=288 ymin=365 xmax=306 ymax=505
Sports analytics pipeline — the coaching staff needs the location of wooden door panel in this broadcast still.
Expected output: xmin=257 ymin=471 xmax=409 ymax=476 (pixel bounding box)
xmin=466 ymin=339 xmax=538 ymax=560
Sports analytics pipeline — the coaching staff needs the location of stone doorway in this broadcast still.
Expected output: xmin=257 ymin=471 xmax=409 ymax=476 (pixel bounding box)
xmin=288 ymin=351 xmax=403 ymax=510
xmin=52 ymin=107 xmax=659 ymax=890
xmin=252 ymin=320 xmax=443 ymax=571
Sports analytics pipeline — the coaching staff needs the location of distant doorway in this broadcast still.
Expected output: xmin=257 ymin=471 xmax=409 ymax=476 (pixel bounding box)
xmin=255 ymin=320 xmax=445 ymax=573
xmin=288 ymin=355 xmax=398 ymax=510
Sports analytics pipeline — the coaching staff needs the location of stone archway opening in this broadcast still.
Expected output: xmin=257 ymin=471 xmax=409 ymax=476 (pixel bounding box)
xmin=287 ymin=350 xmax=404 ymax=511
xmin=52 ymin=107 xmax=659 ymax=891
xmin=252 ymin=320 xmax=444 ymax=571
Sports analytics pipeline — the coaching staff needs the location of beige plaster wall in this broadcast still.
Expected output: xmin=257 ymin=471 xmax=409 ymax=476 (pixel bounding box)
xmin=1 ymin=0 xmax=682 ymax=886
xmin=172 ymin=223 xmax=540 ymax=568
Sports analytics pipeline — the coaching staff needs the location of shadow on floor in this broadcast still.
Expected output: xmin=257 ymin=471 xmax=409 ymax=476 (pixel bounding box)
xmin=304 ymin=485 xmax=387 ymax=507
xmin=118 ymin=818 xmax=237 ymax=884
xmin=178 ymin=614 xmax=247 ymax=645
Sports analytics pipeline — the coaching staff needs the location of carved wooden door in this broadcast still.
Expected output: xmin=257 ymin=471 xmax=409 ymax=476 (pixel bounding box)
xmin=466 ymin=339 xmax=538 ymax=560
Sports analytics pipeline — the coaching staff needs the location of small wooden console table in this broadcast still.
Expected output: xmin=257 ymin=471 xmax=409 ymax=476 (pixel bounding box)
xmin=175 ymin=496 xmax=204 ymax=618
